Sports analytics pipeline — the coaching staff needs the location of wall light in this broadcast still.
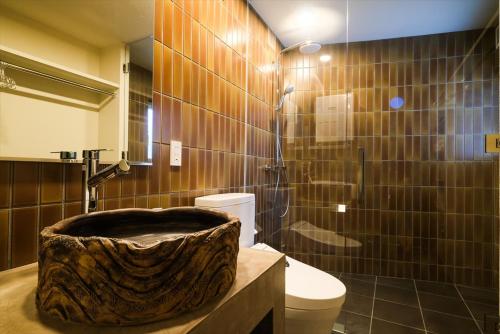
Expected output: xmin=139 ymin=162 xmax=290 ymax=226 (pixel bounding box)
xmin=319 ymin=54 xmax=331 ymax=63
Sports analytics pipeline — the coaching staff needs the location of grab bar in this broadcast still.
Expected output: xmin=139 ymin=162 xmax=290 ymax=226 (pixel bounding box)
xmin=357 ymin=147 xmax=365 ymax=204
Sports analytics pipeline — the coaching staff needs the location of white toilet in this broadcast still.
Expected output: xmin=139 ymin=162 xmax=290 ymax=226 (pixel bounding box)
xmin=195 ymin=193 xmax=346 ymax=334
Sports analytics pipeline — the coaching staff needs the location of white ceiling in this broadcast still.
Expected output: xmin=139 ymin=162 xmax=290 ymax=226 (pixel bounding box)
xmin=249 ymin=0 xmax=499 ymax=48
xmin=0 ymin=0 xmax=153 ymax=48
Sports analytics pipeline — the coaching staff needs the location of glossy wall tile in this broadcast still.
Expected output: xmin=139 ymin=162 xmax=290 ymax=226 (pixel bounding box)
xmin=0 ymin=0 xmax=281 ymax=270
xmin=282 ymin=29 xmax=499 ymax=288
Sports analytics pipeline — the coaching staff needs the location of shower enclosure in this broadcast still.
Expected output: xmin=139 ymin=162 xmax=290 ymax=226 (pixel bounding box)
xmin=270 ymin=0 xmax=500 ymax=332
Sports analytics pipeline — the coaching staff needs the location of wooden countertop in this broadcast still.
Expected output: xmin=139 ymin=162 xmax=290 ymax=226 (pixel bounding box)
xmin=0 ymin=248 xmax=285 ymax=334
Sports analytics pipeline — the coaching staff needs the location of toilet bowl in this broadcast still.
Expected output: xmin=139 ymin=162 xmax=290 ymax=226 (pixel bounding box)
xmin=252 ymin=243 xmax=346 ymax=334
xmin=195 ymin=193 xmax=346 ymax=334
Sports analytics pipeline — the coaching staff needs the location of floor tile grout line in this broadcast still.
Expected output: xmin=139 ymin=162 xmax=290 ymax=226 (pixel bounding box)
xmin=371 ymin=316 xmax=426 ymax=332
xmin=373 ymin=296 xmax=423 ymax=309
xmin=368 ymin=276 xmax=377 ymax=334
xmin=414 ymin=279 xmax=428 ymax=333
xmin=418 ymin=305 xmax=482 ymax=320
xmin=454 ymin=284 xmax=483 ymax=334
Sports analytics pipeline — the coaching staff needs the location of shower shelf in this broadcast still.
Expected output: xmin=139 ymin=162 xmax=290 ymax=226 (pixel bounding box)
xmin=0 ymin=45 xmax=119 ymax=100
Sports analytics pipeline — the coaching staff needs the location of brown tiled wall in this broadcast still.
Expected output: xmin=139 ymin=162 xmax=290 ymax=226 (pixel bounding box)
xmin=0 ymin=0 xmax=281 ymax=271
xmin=282 ymin=29 xmax=499 ymax=288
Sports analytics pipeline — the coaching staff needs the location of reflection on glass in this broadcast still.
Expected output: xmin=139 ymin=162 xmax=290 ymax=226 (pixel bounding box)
xmin=315 ymin=93 xmax=352 ymax=143
xmin=128 ymin=36 xmax=153 ymax=163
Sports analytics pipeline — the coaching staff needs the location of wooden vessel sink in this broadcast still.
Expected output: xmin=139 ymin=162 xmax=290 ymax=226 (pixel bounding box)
xmin=36 ymin=207 xmax=241 ymax=326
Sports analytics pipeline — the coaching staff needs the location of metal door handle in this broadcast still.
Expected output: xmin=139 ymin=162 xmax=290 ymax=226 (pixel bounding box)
xmin=358 ymin=147 xmax=365 ymax=204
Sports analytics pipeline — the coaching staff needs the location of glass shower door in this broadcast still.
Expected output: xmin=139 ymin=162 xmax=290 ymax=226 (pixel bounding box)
xmin=277 ymin=2 xmax=358 ymax=332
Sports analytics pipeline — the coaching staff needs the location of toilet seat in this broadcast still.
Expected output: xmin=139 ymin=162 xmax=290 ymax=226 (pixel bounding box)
xmin=251 ymin=243 xmax=346 ymax=311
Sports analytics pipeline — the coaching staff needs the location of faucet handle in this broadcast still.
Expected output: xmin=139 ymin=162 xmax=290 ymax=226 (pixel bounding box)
xmin=50 ymin=151 xmax=77 ymax=161
xmin=82 ymin=149 xmax=112 ymax=160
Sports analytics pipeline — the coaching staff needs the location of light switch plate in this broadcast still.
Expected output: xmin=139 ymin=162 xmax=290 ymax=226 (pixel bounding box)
xmin=170 ymin=140 xmax=182 ymax=166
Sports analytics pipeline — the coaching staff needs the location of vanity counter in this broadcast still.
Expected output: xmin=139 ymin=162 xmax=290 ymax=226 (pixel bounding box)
xmin=0 ymin=248 xmax=285 ymax=334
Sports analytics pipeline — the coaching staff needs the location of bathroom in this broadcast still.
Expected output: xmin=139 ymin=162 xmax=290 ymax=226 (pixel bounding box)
xmin=0 ymin=0 xmax=499 ymax=333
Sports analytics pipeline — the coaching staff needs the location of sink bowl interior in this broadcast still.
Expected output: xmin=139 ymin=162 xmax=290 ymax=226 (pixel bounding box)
xmin=59 ymin=209 xmax=229 ymax=245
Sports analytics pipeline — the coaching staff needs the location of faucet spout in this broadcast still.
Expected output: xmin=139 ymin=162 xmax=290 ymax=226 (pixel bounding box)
xmin=81 ymin=149 xmax=130 ymax=213
xmin=88 ymin=159 xmax=130 ymax=187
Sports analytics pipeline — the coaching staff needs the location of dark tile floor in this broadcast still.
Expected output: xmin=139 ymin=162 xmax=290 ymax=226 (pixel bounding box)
xmin=333 ymin=273 xmax=498 ymax=334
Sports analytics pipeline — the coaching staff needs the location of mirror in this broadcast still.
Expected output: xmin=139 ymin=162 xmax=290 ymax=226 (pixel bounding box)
xmin=0 ymin=0 xmax=153 ymax=164
xmin=127 ymin=37 xmax=153 ymax=165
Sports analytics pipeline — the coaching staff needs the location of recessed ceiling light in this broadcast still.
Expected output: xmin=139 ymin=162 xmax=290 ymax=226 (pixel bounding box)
xmin=319 ymin=54 xmax=331 ymax=63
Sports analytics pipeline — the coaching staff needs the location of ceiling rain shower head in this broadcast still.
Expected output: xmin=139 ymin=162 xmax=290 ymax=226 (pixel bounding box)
xmin=299 ymin=41 xmax=322 ymax=54
xmin=281 ymin=40 xmax=322 ymax=54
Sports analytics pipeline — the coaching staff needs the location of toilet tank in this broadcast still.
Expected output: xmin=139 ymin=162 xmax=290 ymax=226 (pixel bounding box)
xmin=195 ymin=193 xmax=255 ymax=247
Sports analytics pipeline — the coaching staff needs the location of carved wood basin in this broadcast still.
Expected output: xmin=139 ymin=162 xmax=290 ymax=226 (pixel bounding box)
xmin=36 ymin=207 xmax=241 ymax=326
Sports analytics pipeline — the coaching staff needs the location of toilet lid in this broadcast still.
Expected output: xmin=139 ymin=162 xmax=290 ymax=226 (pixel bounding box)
xmin=285 ymin=256 xmax=346 ymax=310
xmin=251 ymin=243 xmax=346 ymax=310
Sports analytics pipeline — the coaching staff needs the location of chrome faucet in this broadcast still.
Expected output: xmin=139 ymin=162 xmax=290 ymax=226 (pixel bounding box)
xmin=81 ymin=149 xmax=130 ymax=213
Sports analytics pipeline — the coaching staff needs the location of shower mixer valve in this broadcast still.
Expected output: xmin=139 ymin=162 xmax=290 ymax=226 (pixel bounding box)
xmin=264 ymin=164 xmax=287 ymax=173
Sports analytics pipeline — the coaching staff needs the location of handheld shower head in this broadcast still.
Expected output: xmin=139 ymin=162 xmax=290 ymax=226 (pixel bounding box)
xmin=284 ymin=84 xmax=295 ymax=95
xmin=276 ymin=84 xmax=295 ymax=111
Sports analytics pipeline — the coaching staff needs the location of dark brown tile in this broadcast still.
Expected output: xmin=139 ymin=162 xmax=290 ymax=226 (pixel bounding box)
xmin=0 ymin=209 xmax=9 ymax=270
xmin=104 ymin=198 xmax=120 ymax=210
xmin=103 ymin=171 xmax=121 ymax=199
xmin=339 ymin=276 xmax=375 ymax=297
xmin=12 ymin=162 xmax=39 ymax=207
xmin=135 ymin=166 xmax=149 ymax=195
xmin=40 ymin=204 xmax=62 ymax=230
xmin=373 ymin=298 xmax=424 ymax=329
xmin=464 ymin=299 xmax=498 ymax=325
xmin=457 ymin=285 xmax=498 ymax=306
xmin=376 ymin=284 xmax=419 ymax=307
xmin=371 ymin=318 xmax=424 ymax=334
xmin=64 ymin=202 xmax=81 ymax=218
xmin=0 ymin=162 xmax=11 ymax=208
xmin=343 ymin=292 xmax=373 ymax=317
xmin=334 ymin=311 xmax=371 ymax=334
xmin=377 ymin=276 xmax=415 ymax=290
xmin=135 ymin=196 xmax=148 ymax=208
xmin=64 ymin=163 xmax=82 ymax=202
xmin=418 ymin=292 xmax=470 ymax=317
xmin=11 ymin=207 xmax=38 ymax=267
xmin=121 ymin=168 xmax=135 ymax=197
xmin=120 ymin=197 xmax=135 ymax=208
xmin=415 ymin=280 xmax=460 ymax=298
xmin=149 ymin=143 xmax=161 ymax=195
xmin=40 ymin=163 xmax=63 ymax=204
xmin=422 ymin=309 xmax=480 ymax=334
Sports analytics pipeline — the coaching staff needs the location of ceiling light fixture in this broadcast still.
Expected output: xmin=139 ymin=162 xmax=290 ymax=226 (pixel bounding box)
xmin=319 ymin=54 xmax=331 ymax=63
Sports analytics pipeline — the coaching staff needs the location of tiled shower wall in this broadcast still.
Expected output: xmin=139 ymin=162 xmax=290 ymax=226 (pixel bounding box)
xmin=0 ymin=0 xmax=281 ymax=271
xmin=282 ymin=29 xmax=500 ymax=288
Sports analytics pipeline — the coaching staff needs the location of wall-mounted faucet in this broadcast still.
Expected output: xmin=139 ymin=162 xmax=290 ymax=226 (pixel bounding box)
xmin=81 ymin=149 xmax=130 ymax=213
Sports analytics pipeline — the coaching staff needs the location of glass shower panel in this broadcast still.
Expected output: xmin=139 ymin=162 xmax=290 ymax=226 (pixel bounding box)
xmin=340 ymin=1 xmax=500 ymax=287
xmin=278 ymin=8 xmax=357 ymax=332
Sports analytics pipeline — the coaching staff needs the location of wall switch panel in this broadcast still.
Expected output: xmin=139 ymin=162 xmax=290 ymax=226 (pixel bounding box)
xmin=170 ymin=140 xmax=182 ymax=166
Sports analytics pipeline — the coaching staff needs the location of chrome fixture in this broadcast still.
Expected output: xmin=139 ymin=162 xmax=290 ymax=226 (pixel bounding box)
xmin=357 ymin=147 xmax=365 ymax=204
xmin=280 ymin=40 xmax=322 ymax=54
xmin=266 ymin=84 xmax=295 ymax=218
xmin=265 ymin=41 xmax=322 ymax=219
xmin=0 ymin=60 xmax=114 ymax=96
xmin=0 ymin=61 xmax=16 ymax=89
xmin=275 ymin=84 xmax=295 ymax=112
xmin=81 ymin=149 xmax=130 ymax=213
xmin=51 ymin=151 xmax=77 ymax=161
